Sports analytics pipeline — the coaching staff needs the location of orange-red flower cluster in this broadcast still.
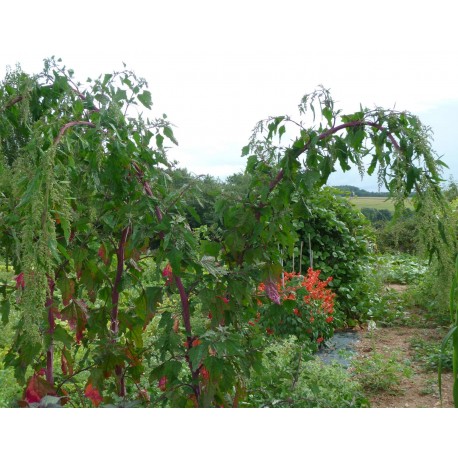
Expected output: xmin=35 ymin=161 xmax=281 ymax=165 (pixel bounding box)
xmin=257 ymin=268 xmax=335 ymax=314
xmin=255 ymin=268 xmax=336 ymax=343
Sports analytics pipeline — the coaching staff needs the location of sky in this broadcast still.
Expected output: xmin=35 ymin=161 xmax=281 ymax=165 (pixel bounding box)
xmin=1 ymin=0 xmax=457 ymax=191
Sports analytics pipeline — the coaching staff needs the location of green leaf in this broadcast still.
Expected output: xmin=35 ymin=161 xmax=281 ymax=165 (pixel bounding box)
xmin=367 ymin=154 xmax=378 ymax=176
xmin=138 ymin=90 xmax=153 ymax=109
xmin=57 ymin=276 xmax=75 ymax=306
xmin=168 ymin=248 xmax=183 ymax=272
xmin=199 ymin=256 xmax=227 ymax=277
xmin=145 ymin=286 xmax=162 ymax=315
xmin=163 ymin=126 xmax=178 ymax=145
xmin=241 ymin=145 xmax=250 ymax=156
xmin=102 ymin=73 xmax=112 ymax=87
xmin=156 ymin=133 xmax=164 ymax=148
xmin=53 ymin=324 xmax=74 ymax=347
xmin=188 ymin=343 xmax=206 ymax=371
xmin=322 ymin=106 xmax=333 ymax=126
xmin=1 ymin=298 xmax=10 ymax=325
xmin=185 ymin=205 xmax=201 ymax=224
xmin=201 ymin=241 xmax=221 ymax=257
xmin=439 ymin=325 xmax=458 ymax=404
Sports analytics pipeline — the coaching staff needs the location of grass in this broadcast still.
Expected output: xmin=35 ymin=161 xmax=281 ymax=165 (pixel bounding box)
xmin=348 ymin=197 xmax=413 ymax=211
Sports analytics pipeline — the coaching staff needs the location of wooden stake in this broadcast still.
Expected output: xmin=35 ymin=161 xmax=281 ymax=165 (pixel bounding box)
xmin=308 ymin=234 xmax=313 ymax=269
xmin=299 ymin=241 xmax=303 ymax=275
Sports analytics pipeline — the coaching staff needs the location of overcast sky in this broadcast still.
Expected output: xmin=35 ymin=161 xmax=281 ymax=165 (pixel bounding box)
xmin=1 ymin=0 xmax=457 ymax=190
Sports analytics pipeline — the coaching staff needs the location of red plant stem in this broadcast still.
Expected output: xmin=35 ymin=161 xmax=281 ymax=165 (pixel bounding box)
xmin=268 ymin=120 xmax=402 ymax=193
xmin=132 ymin=162 xmax=200 ymax=396
xmin=4 ymin=95 xmax=23 ymax=109
xmin=111 ymin=227 xmax=130 ymax=397
xmin=174 ymin=275 xmax=192 ymax=336
xmin=46 ymin=279 xmax=55 ymax=385
xmin=53 ymin=121 xmax=96 ymax=146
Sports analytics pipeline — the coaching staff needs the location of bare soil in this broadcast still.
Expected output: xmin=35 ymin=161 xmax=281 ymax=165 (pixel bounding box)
xmin=354 ymin=284 xmax=454 ymax=408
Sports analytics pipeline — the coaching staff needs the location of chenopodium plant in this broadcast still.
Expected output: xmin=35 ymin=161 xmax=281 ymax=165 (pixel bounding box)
xmin=254 ymin=268 xmax=335 ymax=351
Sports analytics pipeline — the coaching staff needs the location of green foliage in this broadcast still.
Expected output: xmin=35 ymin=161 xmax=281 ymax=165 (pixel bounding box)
xmin=291 ymin=186 xmax=376 ymax=323
xmin=375 ymin=209 xmax=418 ymax=253
xmin=333 ymin=185 xmax=390 ymax=198
xmin=0 ymin=362 xmax=22 ymax=407
xmin=360 ymin=207 xmax=393 ymax=224
xmin=245 ymin=337 xmax=369 ymax=407
xmin=377 ymin=253 xmax=427 ymax=285
xmin=351 ymin=351 xmax=412 ymax=394
xmin=410 ymin=337 xmax=453 ymax=372
xmin=0 ymin=60 xmax=448 ymax=407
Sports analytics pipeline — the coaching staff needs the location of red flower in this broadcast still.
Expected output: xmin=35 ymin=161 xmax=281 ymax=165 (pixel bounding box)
xmin=266 ymin=328 xmax=274 ymax=335
xmin=326 ymin=316 xmax=334 ymax=323
xmin=316 ymin=337 xmax=324 ymax=344
xmin=293 ymin=308 xmax=301 ymax=317
xmin=84 ymin=383 xmax=103 ymax=407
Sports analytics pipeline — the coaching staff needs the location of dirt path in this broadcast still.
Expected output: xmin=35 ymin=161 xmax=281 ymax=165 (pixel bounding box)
xmin=353 ymin=284 xmax=454 ymax=408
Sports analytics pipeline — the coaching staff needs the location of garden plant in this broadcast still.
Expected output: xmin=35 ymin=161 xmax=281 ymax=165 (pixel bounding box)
xmin=0 ymin=58 xmax=454 ymax=407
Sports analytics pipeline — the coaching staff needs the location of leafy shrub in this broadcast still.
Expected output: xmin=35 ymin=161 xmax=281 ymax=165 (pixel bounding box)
xmin=360 ymin=207 xmax=393 ymax=225
xmin=292 ymin=186 xmax=376 ymax=323
xmin=375 ymin=209 xmax=418 ymax=254
xmin=245 ymin=337 xmax=369 ymax=407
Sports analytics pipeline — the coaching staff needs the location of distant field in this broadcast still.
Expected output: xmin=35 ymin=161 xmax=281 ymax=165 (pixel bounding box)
xmin=348 ymin=197 xmax=413 ymax=211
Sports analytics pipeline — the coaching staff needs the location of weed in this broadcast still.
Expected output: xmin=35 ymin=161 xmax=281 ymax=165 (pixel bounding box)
xmin=351 ymin=351 xmax=412 ymax=394
xmin=410 ymin=337 xmax=453 ymax=372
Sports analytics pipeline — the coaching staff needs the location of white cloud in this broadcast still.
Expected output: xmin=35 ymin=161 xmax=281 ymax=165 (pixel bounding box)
xmin=2 ymin=0 xmax=457 ymax=185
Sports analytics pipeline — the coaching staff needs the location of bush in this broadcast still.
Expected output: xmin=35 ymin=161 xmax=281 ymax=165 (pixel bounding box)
xmin=291 ymin=186 xmax=376 ymax=324
xmin=245 ymin=337 xmax=369 ymax=407
xmin=375 ymin=209 xmax=418 ymax=254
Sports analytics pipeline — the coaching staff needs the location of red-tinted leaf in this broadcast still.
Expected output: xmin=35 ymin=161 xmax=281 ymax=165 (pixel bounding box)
xmin=173 ymin=316 xmax=180 ymax=333
xmin=138 ymin=389 xmax=150 ymax=403
xmin=61 ymin=353 xmax=68 ymax=375
xmin=98 ymin=245 xmax=109 ymax=265
xmin=58 ymin=276 xmax=75 ymax=306
xmin=84 ymin=383 xmax=103 ymax=407
xmin=60 ymin=299 xmax=88 ymax=343
xmin=162 ymin=264 xmax=173 ymax=285
xmin=15 ymin=272 xmax=25 ymax=289
xmin=24 ymin=374 xmax=56 ymax=404
xmin=200 ymin=366 xmax=210 ymax=381
xmin=158 ymin=376 xmax=167 ymax=392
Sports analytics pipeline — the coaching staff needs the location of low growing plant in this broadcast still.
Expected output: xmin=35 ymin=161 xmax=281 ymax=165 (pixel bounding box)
xmin=245 ymin=337 xmax=369 ymax=408
xmin=411 ymin=337 xmax=453 ymax=372
xmin=351 ymin=351 xmax=412 ymax=394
